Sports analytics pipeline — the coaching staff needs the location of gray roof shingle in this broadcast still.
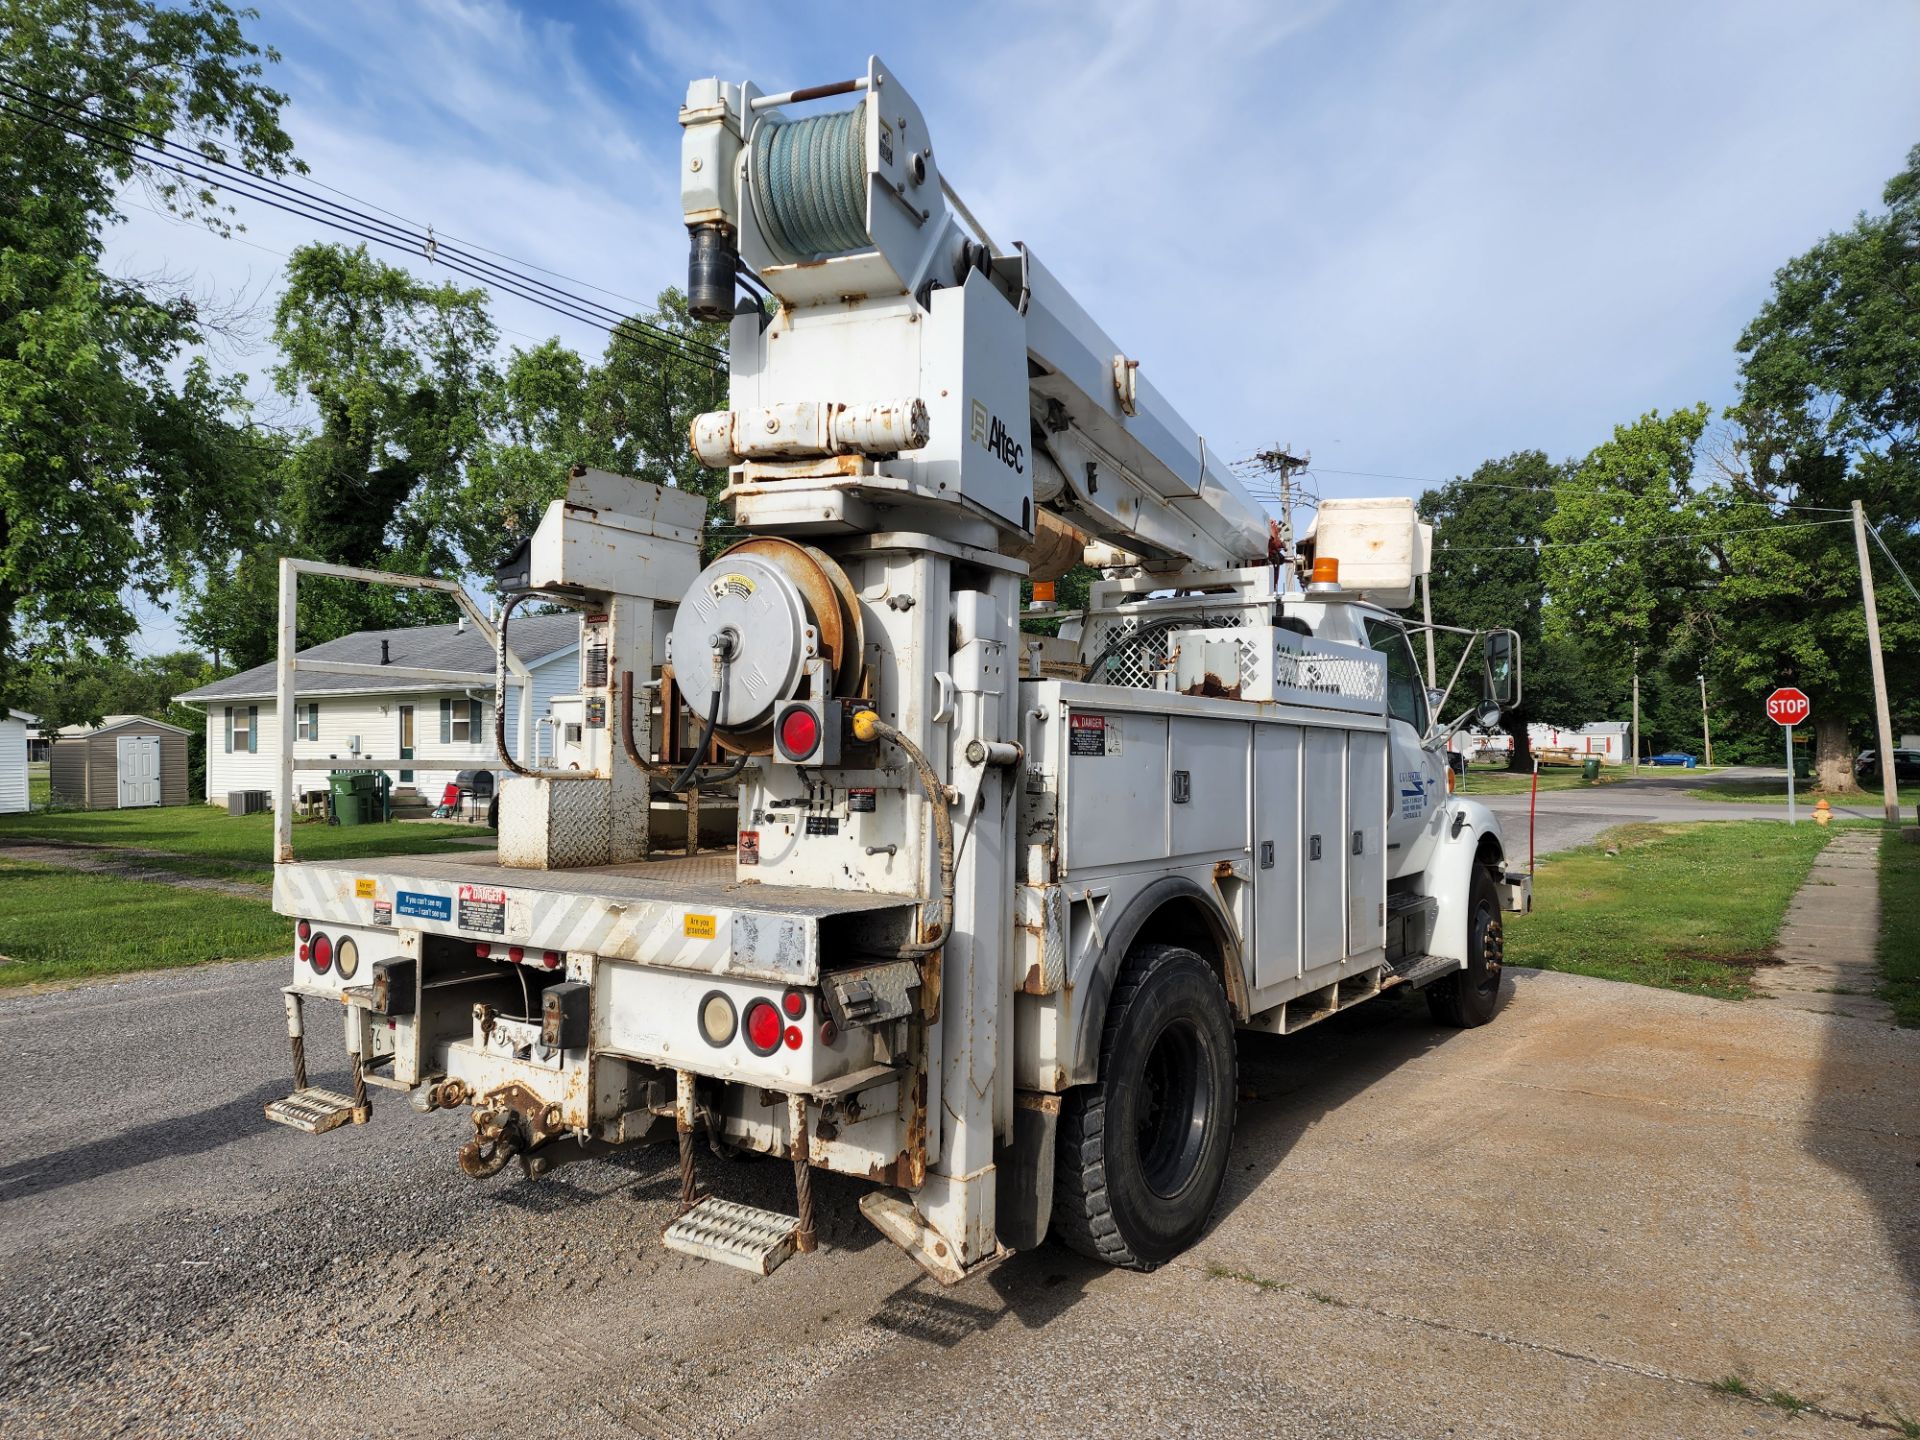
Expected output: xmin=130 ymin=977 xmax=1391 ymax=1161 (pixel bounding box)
xmin=176 ymin=613 xmax=580 ymax=704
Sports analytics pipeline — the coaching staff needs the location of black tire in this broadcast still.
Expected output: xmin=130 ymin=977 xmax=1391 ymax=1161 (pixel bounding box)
xmin=486 ymin=796 xmax=499 ymax=829
xmin=1053 ymin=943 xmax=1237 ymax=1270
xmin=1426 ymin=866 xmax=1505 ymax=1027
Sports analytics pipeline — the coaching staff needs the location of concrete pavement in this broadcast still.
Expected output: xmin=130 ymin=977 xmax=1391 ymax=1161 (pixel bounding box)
xmin=1760 ymin=828 xmax=1891 ymax=1023
xmin=1 ymin=954 xmax=1914 ymax=1438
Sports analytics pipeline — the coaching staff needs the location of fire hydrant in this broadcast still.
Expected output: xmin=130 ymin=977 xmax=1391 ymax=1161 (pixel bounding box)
xmin=1813 ymin=797 xmax=1832 ymax=827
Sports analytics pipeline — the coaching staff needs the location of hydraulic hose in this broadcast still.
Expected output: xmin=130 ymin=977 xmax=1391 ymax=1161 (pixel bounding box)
xmin=495 ymin=593 xmax=596 ymax=781
xmin=850 ymin=710 xmax=954 ymax=961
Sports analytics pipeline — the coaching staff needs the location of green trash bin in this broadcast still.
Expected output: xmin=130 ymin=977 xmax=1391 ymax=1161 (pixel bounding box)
xmin=328 ymin=770 xmax=375 ymax=827
xmin=1581 ymin=756 xmax=1601 ymax=782
xmin=1793 ymin=755 xmax=1812 ymax=781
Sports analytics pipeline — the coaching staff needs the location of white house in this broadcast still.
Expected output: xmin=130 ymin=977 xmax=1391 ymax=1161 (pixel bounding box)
xmin=176 ymin=613 xmax=583 ymax=809
xmin=0 ymin=708 xmax=33 ymax=814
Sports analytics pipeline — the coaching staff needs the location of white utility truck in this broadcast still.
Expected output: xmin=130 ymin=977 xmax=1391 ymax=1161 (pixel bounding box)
xmin=261 ymin=57 xmax=1528 ymax=1282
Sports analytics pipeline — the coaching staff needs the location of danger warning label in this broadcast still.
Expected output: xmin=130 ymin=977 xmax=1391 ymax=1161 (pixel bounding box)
xmin=457 ymin=883 xmax=507 ymax=935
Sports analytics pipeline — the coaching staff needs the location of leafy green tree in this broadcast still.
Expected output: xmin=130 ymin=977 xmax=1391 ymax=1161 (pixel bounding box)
xmin=184 ymin=243 xmax=499 ymax=664
xmin=1726 ymin=143 xmax=1920 ymax=786
xmin=1420 ymin=452 xmax=1613 ymax=769
xmin=0 ymin=0 xmax=296 ymax=706
xmin=454 ymin=288 xmax=729 ymax=572
xmin=23 ymin=648 xmax=216 ymax=793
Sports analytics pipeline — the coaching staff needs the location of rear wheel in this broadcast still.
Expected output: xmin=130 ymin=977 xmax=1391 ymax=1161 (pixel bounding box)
xmin=1054 ymin=943 xmax=1237 ymax=1270
xmin=1426 ymin=866 xmax=1505 ymax=1027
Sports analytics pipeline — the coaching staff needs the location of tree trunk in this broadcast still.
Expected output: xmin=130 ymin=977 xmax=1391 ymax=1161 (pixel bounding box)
xmin=1812 ymin=711 xmax=1851 ymax=792
xmin=1507 ymin=706 xmax=1533 ymax=772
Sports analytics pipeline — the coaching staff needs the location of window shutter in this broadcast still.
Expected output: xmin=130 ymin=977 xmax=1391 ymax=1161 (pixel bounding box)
xmin=440 ymin=699 xmax=452 ymax=744
xmin=224 ymin=707 xmax=233 ymax=754
xmin=247 ymin=706 xmax=259 ymax=753
xmin=468 ymin=699 xmax=482 ymax=741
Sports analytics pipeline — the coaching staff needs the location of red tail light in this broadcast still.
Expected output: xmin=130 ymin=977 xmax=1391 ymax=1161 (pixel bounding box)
xmin=743 ymin=999 xmax=782 ymax=1056
xmin=297 ymin=919 xmax=311 ymax=941
xmin=542 ymin=950 xmax=562 ymax=969
xmin=508 ymin=946 xmax=525 ymax=963
xmin=781 ymin=989 xmax=806 ymax=1019
xmin=475 ymin=943 xmax=491 ymax=959
xmin=310 ymin=933 xmax=333 ymax=974
xmin=777 ymin=706 xmax=820 ymax=760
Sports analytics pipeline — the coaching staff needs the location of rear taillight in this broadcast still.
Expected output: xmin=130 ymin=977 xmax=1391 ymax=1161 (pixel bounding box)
xmin=508 ymin=946 xmax=525 ymax=963
xmin=297 ymin=919 xmax=311 ymax=941
xmin=310 ymin=933 xmax=333 ymax=974
xmin=334 ymin=936 xmax=359 ymax=981
xmin=781 ymin=988 xmax=806 ymax=1019
xmin=698 ymin=990 xmax=737 ymax=1048
xmin=475 ymin=943 xmax=491 ymax=959
xmin=743 ymin=999 xmax=782 ymax=1056
xmin=542 ymin=950 xmax=562 ymax=969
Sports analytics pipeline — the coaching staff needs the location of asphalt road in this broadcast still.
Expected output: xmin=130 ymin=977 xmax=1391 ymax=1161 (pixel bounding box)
xmin=2 ymin=950 xmax=1915 ymax=1438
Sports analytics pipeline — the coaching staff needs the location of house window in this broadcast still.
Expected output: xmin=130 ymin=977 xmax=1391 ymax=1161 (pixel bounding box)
xmin=442 ymin=697 xmax=483 ymax=745
xmin=226 ymin=705 xmax=258 ymax=754
xmin=296 ymin=702 xmax=320 ymax=741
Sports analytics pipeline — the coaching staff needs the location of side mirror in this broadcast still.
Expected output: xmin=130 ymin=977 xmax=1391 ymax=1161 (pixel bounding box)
xmin=1481 ymin=630 xmax=1520 ymax=710
xmin=1476 ymin=699 xmax=1503 ymax=731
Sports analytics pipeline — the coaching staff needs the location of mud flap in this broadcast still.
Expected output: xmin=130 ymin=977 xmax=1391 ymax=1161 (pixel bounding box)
xmin=993 ymin=1092 xmax=1059 ymax=1251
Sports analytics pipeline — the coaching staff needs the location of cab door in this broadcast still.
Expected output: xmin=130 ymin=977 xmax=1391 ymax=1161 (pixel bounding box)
xmin=1366 ymin=618 xmax=1447 ymax=881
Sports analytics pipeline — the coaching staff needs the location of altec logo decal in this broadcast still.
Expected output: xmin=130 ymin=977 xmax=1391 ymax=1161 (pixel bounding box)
xmin=970 ymin=399 xmax=1024 ymax=475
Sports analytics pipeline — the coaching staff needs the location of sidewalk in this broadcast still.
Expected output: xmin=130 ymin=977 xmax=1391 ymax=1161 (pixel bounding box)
xmin=1757 ymin=826 xmax=1890 ymax=1023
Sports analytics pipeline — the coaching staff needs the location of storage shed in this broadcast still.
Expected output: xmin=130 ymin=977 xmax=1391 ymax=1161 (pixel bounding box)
xmin=47 ymin=715 xmax=191 ymax=810
xmin=0 ymin=708 xmax=32 ymax=814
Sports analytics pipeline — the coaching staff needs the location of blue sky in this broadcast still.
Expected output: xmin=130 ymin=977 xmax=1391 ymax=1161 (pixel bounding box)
xmin=109 ymin=0 xmax=1920 ymax=654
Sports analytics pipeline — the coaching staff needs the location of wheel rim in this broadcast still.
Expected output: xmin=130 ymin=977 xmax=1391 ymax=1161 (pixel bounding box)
xmin=1473 ymin=898 xmax=1504 ymax=1000
xmin=1135 ymin=1018 xmax=1212 ymax=1199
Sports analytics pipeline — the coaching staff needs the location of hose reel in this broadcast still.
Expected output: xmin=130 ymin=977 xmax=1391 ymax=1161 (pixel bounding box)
xmin=749 ymin=102 xmax=870 ymax=262
xmin=668 ymin=538 xmax=865 ymax=756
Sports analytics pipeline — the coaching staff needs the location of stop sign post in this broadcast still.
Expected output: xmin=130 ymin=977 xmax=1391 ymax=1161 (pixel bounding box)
xmin=1767 ymin=687 xmax=1811 ymax=824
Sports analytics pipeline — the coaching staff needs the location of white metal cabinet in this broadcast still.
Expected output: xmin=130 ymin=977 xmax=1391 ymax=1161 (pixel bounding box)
xmin=1346 ymin=731 xmax=1388 ymax=957
xmin=1251 ymin=724 xmax=1302 ymax=989
xmin=1169 ymin=716 xmax=1248 ymax=858
xmin=1062 ymin=710 xmax=1168 ymax=872
xmin=1301 ymin=728 xmax=1347 ymax=970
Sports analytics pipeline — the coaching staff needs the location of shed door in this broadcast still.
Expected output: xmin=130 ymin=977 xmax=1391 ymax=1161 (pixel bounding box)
xmin=116 ymin=735 xmax=161 ymax=808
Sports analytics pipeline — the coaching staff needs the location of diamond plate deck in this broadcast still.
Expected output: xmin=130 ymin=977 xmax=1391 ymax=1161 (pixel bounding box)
xmin=662 ymin=1197 xmax=800 ymax=1275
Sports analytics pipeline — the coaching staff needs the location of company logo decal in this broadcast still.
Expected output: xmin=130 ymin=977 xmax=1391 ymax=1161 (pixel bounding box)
xmin=971 ymin=400 xmax=1024 ymax=474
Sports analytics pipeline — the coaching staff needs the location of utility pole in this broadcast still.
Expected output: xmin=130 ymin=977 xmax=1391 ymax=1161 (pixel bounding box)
xmin=1852 ymin=499 xmax=1900 ymax=823
xmin=1697 ymin=671 xmax=1712 ymax=769
xmin=1631 ymin=645 xmax=1640 ymax=774
xmin=1253 ymin=446 xmax=1310 ymax=569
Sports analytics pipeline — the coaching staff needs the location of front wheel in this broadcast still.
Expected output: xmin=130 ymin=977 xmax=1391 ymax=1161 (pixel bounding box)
xmin=1426 ymin=865 xmax=1506 ymax=1027
xmin=1053 ymin=943 xmax=1237 ymax=1270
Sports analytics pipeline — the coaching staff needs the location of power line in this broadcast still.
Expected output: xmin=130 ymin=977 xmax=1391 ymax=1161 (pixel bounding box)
xmin=1868 ymin=525 xmax=1920 ymax=607
xmin=0 ymin=77 xmax=727 ymax=377
xmin=1438 ymin=518 xmax=1853 ymax=554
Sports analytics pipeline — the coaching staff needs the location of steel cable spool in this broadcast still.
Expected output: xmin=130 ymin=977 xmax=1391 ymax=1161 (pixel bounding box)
xmin=750 ymin=103 xmax=869 ymax=260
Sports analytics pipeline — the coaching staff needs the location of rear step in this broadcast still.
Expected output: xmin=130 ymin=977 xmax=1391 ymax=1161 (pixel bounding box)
xmin=264 ymin=1086 xmax=369 ymax=1134
xmin=1389 ymin=953 xmax=1462 ymax=989
xmin=663 ymin=1197 xmax=801 ymax=1275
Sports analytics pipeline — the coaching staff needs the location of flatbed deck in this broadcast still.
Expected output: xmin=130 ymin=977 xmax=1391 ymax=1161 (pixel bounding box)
xmin=273 ymin=850 xmax=913 ymax=985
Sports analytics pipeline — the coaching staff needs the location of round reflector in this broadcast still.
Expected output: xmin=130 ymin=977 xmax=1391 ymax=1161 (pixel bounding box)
xmin=743 ymin=999 xmax=783 ymax=1056
xmin=508 ymin=946 xmax=525 ymax=964
xmin=778 ymin=706 xmax=820 ymax=759
xmin=475 ymin=943 xmax=491 ymax=959
xmin=310 ymin=933 xmax=333 ymax=974
xmin=543 ymin=950 xmax=562 ymax=969
xmin=697 ymin=990 xmax=737 ymax=1048
xmin=297 ymin=919 xmax=312 ymax=941
xmin=783 ymin=1025 xmax=803 ymax=1050
xmin=781 ymin=989 xmax=805 ymax=1019
xmin=334 ymin=936 xmax=360 ymax=981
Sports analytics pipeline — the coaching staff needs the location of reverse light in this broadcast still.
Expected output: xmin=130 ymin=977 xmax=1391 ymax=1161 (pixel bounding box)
xmin=698 ymin=990 xmax=737 ymax=1048
xmin=310 ymin=933 xmax=333 ymax=974
xmin=743 ymin=998 xmax=783 ymax=1056
xmin=335 ymin=936 xmax=360 ymax=981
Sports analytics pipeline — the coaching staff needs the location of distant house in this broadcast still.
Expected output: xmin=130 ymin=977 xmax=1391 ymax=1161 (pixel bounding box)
xmin=0 ymin=708 xmax=33 ymax=814
xmin=47 ymin=714 xmax=193 ymax=809
xmin=1528 ymin=721 xmax=1628 ymax=764
xmin=175 ymin=613 xmax=582 ymax=809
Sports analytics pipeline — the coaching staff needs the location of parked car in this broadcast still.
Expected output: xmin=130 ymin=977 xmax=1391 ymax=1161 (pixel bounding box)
xmin=1856 ymin=749 xmax=1920 ymax=784
xmin=1649 ymin=752 xmax=1698 ymax=768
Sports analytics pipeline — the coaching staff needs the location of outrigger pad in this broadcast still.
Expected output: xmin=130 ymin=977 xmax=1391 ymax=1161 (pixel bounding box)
xmin=663 ymin=1197 xmax=800 ymax=1276
xmin=264 ymin=1087 xmax=370 ymax=1134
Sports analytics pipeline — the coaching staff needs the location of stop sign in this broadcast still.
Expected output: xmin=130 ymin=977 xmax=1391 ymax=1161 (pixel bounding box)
xmin=1766 ymin=687 xmax=1811 ymax=726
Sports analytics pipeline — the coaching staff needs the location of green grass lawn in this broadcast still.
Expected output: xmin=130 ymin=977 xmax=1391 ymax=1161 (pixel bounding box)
xmin=1684 ymin=779 xmax=1874 ymax=804
xmin=0 ymin=804 xmax=487 ymax=879
xmin=1879 ymin=833 xmax=1920 ymax=1027
xmin=1506 ymin=820 xmax=1835 ymax=1000
xmin=1457 ymin=768 xmax=1627 ymax=796
xmin=27 ymin=760 xmax=47 ymax=807
xmin=0 ymin=860 xmax=287 ymax=987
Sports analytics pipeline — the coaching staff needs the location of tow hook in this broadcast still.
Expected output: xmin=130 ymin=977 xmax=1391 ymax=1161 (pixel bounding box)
xmin=458 ymin=1108 xmax=523 ymax=1179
